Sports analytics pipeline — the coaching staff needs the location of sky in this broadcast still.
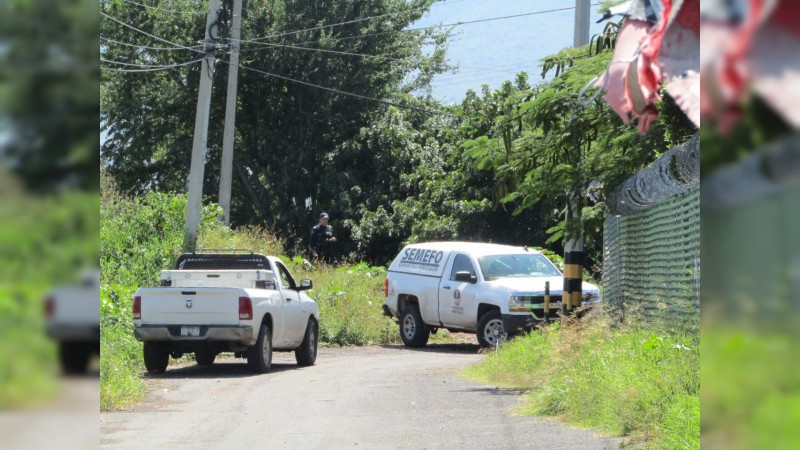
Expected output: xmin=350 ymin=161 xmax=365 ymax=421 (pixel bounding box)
xmin=413 ymin=0 xmax=606 ymax=104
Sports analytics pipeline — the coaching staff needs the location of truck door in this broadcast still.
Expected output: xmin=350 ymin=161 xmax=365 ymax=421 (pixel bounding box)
xmin=274 ymin=261 xmax=306 ymax=347
xmin=438 ymin=253 xmax=479 ymax=328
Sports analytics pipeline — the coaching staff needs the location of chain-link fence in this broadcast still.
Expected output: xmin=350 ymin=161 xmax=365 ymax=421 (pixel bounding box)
xmin=603 ymin=135 xmax=700 ymax=323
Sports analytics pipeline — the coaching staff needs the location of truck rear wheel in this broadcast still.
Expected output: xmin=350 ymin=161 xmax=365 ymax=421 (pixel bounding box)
xmin=59 ymin=342 xmax=92 ymax=375
xmin=143 ymin=342 xmax=169 ymax=373
xmin=247 ymin=323 xmax=272 ymax=373
xmin=400 ymin=304 xmax=429 ymax=348
xmin=295 ymin=318 xmax=318 ymax=367
xmin=477 ymin=310 xmax=506 ymax=348
xmin=194 ymin=350 xmax=216 ymax=366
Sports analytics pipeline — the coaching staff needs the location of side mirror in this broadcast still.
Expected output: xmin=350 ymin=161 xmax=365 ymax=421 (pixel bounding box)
xmin=454 ymin=271 xmax=477 ymax=284
xmin=297 ymin=279 xmax=313 ymax=291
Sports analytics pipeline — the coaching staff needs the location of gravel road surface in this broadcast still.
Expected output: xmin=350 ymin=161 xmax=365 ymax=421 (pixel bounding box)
xmin=101 ymin=343 xmax=619 ymax=449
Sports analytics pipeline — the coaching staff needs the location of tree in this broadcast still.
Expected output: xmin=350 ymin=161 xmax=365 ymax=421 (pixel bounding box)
xmin=0 ymin=0 xmax=99 ymax=192
xmin=461 ymin=25 xmax=696 ymax=276
xmin=100 ymin=0 xmax=451 ymax=252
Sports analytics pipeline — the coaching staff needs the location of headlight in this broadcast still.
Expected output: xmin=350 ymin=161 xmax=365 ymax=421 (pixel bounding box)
xmin=508 ymin=294 xmax=528 ymax=312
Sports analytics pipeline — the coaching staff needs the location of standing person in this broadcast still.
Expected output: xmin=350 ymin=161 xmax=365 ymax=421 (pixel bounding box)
xmin=309 ymin=212 xmax=337 ymax=263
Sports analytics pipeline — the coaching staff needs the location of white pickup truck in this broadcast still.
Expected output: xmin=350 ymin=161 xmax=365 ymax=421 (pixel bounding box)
xmin=134 ymin=252 xmax=319 ymax=373
xmin=44 ymin=270 xmax=100 ymax=374
xmin=382 ymin=242 xmax=601 ymax=347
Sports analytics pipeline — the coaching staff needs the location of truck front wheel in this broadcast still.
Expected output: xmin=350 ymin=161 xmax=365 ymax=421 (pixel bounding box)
xmin=477 ymin=310 xmax=506 ymax=348
xmin=247 ymin=323 xmax=272 ymax=373
xmin=400 ymin=304 xmax=430 ymax=348
xmin=143 ymin=342 xmax=169 ymax=373
xmin=295 ymin=318 xmax=318 ymax=367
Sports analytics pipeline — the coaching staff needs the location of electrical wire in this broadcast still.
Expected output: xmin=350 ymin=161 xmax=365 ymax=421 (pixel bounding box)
xmin=237 ymin=4 xmax=597 ymax=47
xmin=121 ymin=0 xmax=206 ymax=15
xmin=237 ymin=0 xmax=470 ymax=45
xmin=101 ymin=59 xmax=202 ymax=72
xmin=101 ymin=36 xmax=203 ymax=52
xmin=101 ymin=57 xmax=200 ymax=68
xmin=100 ymin=4 xmax=597 ymax=111
xmin=100 ymin=11 xmax=206 ymax=54
xmin=237 ymin=40 xmax=522 ymax=77
xmin=233 ymin=61 xmax=453 ymax=117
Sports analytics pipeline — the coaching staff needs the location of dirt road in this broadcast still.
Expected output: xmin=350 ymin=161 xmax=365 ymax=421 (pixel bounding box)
xmin=101 ymin=343 xmax=618 ymax=449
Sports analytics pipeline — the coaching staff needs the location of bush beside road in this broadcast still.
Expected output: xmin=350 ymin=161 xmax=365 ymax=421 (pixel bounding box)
xmin=463 ymin=315 xmax=699 ymax=448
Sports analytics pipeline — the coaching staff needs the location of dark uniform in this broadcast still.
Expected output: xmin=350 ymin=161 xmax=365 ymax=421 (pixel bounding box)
xmin=309 ymin=223 xmax=336 ymax=263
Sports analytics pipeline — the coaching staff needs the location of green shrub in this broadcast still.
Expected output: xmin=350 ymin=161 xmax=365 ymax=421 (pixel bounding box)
xmin=463 ymin=315 xmax=699 ymax=448
xmin=101 ymin=191 xmax=223 ymax=291
xmin=293 ymin=263 xmax=397 ymax=346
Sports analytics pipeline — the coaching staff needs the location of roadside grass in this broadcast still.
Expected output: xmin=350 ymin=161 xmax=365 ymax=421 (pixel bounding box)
xmin=701 ymin=323 xmax=800 ymax=449
xmin=428 ymin=329 xmax=462 ymax=344
xmin=462 ymin=314 xmax=699 ymax=448
xmin=293 ymin=262 xmax=398 ymax=346
xmin=100 ymin=321 xmax=145 ymax=410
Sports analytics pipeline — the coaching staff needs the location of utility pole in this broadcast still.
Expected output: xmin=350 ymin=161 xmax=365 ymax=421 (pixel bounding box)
xmin=218 ymin=0 xmax=243 ymax=226
xmin=563 ymin=0 xmax=591 ymax=319
xmin=573 ymin=0 xmax=591 ymax=47
xmin=183 ymin=0 xmax=222 ymax=252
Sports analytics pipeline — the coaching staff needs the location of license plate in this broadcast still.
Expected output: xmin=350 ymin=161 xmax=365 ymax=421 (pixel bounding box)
xmin=181 ymin=326 xmax=200 ymax=337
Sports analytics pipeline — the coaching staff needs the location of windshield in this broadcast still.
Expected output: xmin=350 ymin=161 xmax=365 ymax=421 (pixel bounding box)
xmin=478 ymin=253 xmax=561 ymax=280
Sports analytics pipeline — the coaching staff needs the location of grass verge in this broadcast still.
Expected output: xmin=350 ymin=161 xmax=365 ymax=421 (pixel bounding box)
xmin=100 ymin=321 xmax=145 ymax=411
xmin=294 ymin=262 xmax=398 ymax=346
xmin=462 ymin=315 xmax=699 ymax=448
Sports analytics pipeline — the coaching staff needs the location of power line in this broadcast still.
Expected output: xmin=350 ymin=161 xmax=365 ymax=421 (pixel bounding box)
xmin=234 ymin=60 xmax=453 ymax=117
xmin=101 ymin=36 xmax=203 ymax=52
xmin=101 ymin=59 xmax=201 ymax=72
xmin=101 ymin=57 xmax=200 ymax=68
xmin=239 ymin=4 xmax=596 ymax=48
xmin=238 ymin=0 xmax=470 ymax=45
xmin=121 ymin=0 xmax=206 ymax=15
xmin=237 ymin=40 xmax=522 ymax=77
xmin=100 ymin=11 xmax=206 ymax=54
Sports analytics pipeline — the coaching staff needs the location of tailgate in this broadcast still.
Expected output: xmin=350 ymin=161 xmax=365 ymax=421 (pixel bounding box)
xmin=138 ymin=287 xmax=241 ymax=326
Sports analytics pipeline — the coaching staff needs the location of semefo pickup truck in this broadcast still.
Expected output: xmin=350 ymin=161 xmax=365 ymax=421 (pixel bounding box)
xmin=133 ymin=251 xmax=319 ymax=373
xmin=382 ymin=242 xmax=601 ymax=347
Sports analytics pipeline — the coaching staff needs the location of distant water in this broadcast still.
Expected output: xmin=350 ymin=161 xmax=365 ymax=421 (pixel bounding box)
xmin=413 ymin=0 xmax=606 ymax=103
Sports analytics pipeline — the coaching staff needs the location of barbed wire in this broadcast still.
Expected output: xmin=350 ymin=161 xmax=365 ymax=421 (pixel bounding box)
xmin=607 ymin=133 xmax=699 ymax=215
xmin=701 ymin=132 xmax=800 ymax=212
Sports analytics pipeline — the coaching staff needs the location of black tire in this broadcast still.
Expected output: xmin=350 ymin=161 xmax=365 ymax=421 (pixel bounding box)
xmin=295 ymin=318 xmax=318 ymax=367
xmin=247 ymin=323 xmax=272 ymax=373
xmin=194 ymin=350 xmax=216 ymax=366
xmin=59 ymin=342 xmax=91 ymax=375
xmin=399 ymin=304 xmax=430 ymax=348
xmin=143 ymin=342 xmax=169 ymax=373
xmin=477 ymin=310 xmax=506 ymax=348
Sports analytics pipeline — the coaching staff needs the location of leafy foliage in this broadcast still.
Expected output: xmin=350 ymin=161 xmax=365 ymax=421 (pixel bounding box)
xmin=0 ymin=0 xmax=99 ymax=191
xmin=460 ymin=29 xmax=696 ymax=275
